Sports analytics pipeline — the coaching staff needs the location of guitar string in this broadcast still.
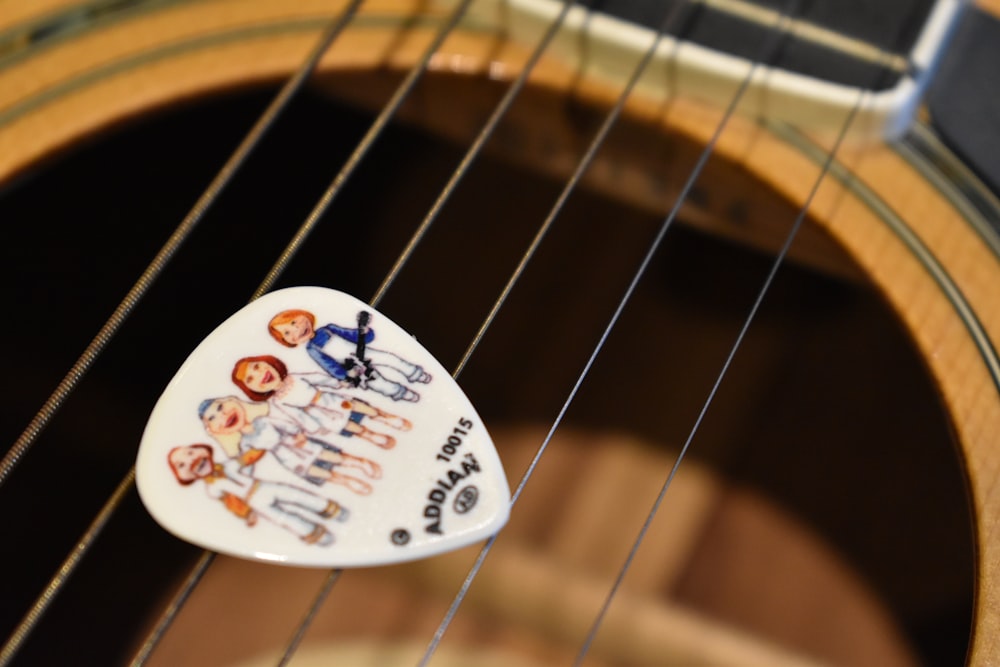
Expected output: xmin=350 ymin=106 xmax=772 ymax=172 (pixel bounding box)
xmin=572 ymin=67 xmax=873 ymax=667
xmin=367 ymin=0 xmax=579 ymax=308
xmin=268 ymin=0 xmax=640 ymax=664
xmin=276 ymin=570 xmax=342 ymax=667
xmin=249 ymin=0 xmax=483 ymax=301
xmin=128 ymin=550 xmax=216 ymax=667
xmin=148 ymin=0 xmax=884 ymax=664
xmin=13 ymin=0 xmax=504 ymax=659
xmin=153 ymin=6 xmax=976 ymax=667
xmin=29 ymin=5 xmax=920 ymax=667
xmin=0 ymin=469 xmax=137 ymax=667
xmin=0 ymin=2 xmax=916 ymax=664
xmin=417 ymin=1 xmax=805 ymax=664
xmin=129 ymin=0 xmax=589 ymax=662
xmin=702 ymin=0 xmax=908 ymax=71
xmin=444 ymin=4 xmax=949 ymax=665
xmin=270 ymin=0 xmax=697 ymax=661
xmin=572 ymin=101 xmax=866 ymax=667
xmin=2 ymin=0 xmax=512 ymax=656
xmin=448 ymin=0 xmax=695 ymax=378
xmin=0 ymin=2 xmax=365 ymax=491
xmin=0 ymin=8 xmax=365 ymax=664
xmin=573 ymin=7 xmax=921 ymax=660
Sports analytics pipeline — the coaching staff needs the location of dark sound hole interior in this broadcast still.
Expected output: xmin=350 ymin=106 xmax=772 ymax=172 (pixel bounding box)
xmin=0 ymin=85 xmax=973 ymax=665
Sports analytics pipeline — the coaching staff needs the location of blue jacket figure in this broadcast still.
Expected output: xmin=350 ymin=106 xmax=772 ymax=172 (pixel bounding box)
xmin=268 ymin=309 xmax=431 ymax=402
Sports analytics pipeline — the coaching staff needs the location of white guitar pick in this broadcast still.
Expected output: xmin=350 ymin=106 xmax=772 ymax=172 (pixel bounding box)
xmin=136 ymin=287 xmax=510 ymax=567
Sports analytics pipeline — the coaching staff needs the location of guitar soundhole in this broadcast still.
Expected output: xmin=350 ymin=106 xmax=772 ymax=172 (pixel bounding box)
xmin=0 ymin=85 xmax=972 ymax=665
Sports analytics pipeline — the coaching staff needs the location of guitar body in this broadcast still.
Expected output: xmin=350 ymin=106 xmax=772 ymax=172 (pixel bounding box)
xmin=1 ymin=0 xmax=999 ymax=665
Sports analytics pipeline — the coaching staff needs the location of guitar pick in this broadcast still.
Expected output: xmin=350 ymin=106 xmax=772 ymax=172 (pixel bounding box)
xmin=136 ymin=287 xmax=510 ymax=567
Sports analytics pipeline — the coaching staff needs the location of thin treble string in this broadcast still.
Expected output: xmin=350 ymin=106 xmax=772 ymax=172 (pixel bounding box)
xmin=569 ymin=30 xmax=931 ymax=667
xmin=452 ymin=0 xmax=694 ymax=378
xmin=574 ymin=4 xmax=922 ymax=661
xmin=0 ymin=3 xmax=363 ymax=491
xmin=572 ymin=85 xmax=867 ymax=667
xmin=275 ymin=570 xmax=342 ymax=667
xmin=0 ymin=8 xmax=364 ymax=665
xmin=267 ymin=0 xmax=594 ymax=660
xmin=418 ymin=1 xmax=805 ymax=663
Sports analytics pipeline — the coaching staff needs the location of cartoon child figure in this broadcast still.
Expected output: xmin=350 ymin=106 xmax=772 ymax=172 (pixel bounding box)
xmin=199 ymin=396 xmax=380 ymax=495
xmin=167 ymin=443 xmax=347 ymax=546
xmin=232 ymin=355 xmax=410 ymax=450
xmin=268 ymin=309 xmax=431 ymax=402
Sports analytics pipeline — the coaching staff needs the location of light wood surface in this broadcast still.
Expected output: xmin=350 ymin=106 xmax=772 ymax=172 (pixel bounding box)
xmin=978 ymin=0 xmax=1000 ymax=15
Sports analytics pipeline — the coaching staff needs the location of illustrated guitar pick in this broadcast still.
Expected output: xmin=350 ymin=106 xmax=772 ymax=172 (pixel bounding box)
xmin=136 ymin=287 xmax=510 ymax=567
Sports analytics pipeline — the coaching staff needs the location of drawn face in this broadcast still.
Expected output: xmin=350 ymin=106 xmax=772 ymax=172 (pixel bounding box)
xmin=169 ymin=445 xmax=214 ymax=483
xmin=201 ymin=397 xmax=247 ymax=435
xmin=275 ymin=314 xmax=314 ymax=346
xmin=241 ymin=360 xmax=282 ymax=394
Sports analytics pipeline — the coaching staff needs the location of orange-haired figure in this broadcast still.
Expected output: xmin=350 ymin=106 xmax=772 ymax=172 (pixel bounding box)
xmin=232 ymin=355 xmax=410 ymax=451
xmin=167 ymin=444 xmax=348 ymax=546
xmin=267 ymin=309 xmax=431 ymax=402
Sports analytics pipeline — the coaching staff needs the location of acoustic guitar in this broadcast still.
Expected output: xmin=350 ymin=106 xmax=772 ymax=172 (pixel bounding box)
xmin=1 ymin=0 xmax=998 ymax=665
